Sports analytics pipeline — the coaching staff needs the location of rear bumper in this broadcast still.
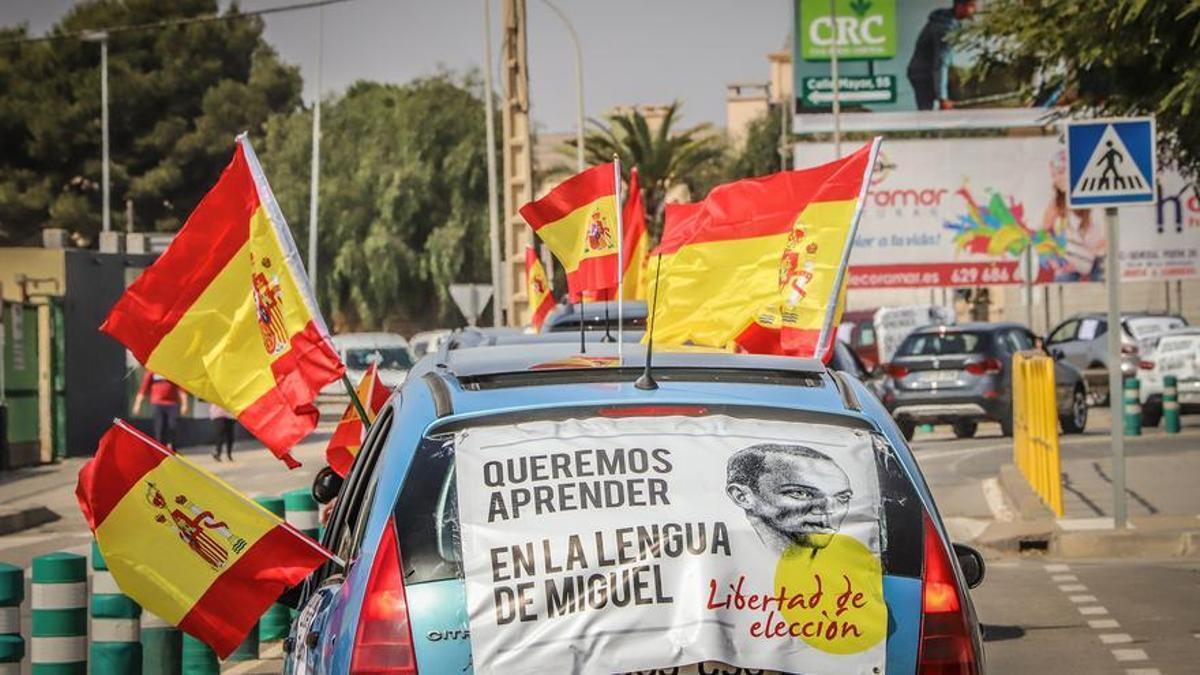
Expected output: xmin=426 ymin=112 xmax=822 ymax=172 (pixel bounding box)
xmin=890 ymin=402 xmax=990 ymax=422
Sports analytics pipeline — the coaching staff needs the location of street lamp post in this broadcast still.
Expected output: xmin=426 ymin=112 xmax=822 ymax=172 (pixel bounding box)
xmin=84 ymin=31 xmax=111 ymax=232
xmin=539 ymin=0 xmax=585 ymax=172
xmin=482 ymin=0 xmax=503 ymax=327
xmin=308 ymin=6 xmax=324 ymax=289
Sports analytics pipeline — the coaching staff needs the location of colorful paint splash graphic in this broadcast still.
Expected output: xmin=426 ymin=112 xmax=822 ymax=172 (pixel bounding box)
xmin=943 ymin=186 xmax=1065 ymax=272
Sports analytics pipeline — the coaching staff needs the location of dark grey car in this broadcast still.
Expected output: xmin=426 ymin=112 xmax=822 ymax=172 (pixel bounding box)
xmin=881 ymin=322 xmax=1089 ymax=440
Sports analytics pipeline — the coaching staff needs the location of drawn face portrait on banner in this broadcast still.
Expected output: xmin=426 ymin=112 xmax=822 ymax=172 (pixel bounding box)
xmin=724 ymin=443 xmax=853 ymax=554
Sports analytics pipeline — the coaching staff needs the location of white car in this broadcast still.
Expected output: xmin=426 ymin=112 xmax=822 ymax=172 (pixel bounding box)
xmin=321 ymin=332 xmax=414 ymax=396
xmin=408 ymin=329 xmax=451 ymax=361
xmin=1138 ymin=327 xmax=1200 ymax=427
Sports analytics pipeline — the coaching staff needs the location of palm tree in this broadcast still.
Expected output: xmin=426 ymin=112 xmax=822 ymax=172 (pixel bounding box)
xmin=567 ymin=101 xmax=726 ymax=239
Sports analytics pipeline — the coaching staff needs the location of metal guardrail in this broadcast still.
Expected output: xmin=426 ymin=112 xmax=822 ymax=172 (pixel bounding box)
xmin=1012 ymin=352 xmax=1064 ymax=517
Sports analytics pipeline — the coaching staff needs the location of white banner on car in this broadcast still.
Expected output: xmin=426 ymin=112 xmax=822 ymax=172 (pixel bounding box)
xmin=455 ymin=415 xmax=888 ymax=675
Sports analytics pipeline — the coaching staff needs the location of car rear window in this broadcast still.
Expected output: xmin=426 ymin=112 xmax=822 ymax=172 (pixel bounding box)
xmin=392 ymin=410 xmax=923 ymax=586
xmin=1126 ymin=316 xmax=1187 ymax=340
xmin=896 ymin=331 xmax=985 ymax=357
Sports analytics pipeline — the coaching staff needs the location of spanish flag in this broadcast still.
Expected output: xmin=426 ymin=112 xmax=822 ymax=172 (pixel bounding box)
xmin=647 ymin=140 xmax=879 ymax=354
xmin=519 ymin=163 xmax=620 ymax=301
xmin=525 ymin=246 xmax=556 ymax=332
xmin=325 ymin=364 xmax=390 ymax=477
xmin=620 ymin=167 xmax=648 ymax=300
xmin=101 ymin=136 xmax=343 ymax=468
xmin=733 ymin=139 xmax=880 ymax=359
xmin=76 ymin=421 xmax=332 ymax=658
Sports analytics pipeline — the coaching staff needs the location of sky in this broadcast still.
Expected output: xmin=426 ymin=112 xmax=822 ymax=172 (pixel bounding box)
xmin=2 ymin=0 xmax=791 ymax=134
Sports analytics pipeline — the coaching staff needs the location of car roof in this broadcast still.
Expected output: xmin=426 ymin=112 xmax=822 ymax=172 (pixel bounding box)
xmin=332 ymin=332 xmax=409 ymax=347
xmin=1066 ymin=311 xmax=1184 ymax=321
xmin=543 ymin=300 xmax=649 ymax=324
xmin=910 ymin=321 xmax=1024 ymax=334
xmin=1161 ymin=326 xmax=1200 ymax=337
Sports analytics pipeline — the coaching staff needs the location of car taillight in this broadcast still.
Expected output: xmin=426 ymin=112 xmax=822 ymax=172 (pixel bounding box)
xmin=1138 ymin=359 xmax=1155 ymax=370
xmin=350 ymin=517 xmax=417 ymax=674
xmin=1121 ymin=343 xmax=1138 ymax=355
xmin=598 ymin=405 xmax=709 ymax=417
xmin=883 ymin=363 xmax=909 ymax=378
xmin=963 ymin=358 xmax=1002 ymax=376
xmin=919 ymin=513 xmax=978 ymax=675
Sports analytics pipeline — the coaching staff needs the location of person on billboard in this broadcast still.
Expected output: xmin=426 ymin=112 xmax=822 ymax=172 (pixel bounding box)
xmin=1043 ymin=150 xmax=1105 ymax=281
xmin=906 ymin=0 xmax=978 ymax=110
xmin=725 ymin=443 xmax=853 ymax=555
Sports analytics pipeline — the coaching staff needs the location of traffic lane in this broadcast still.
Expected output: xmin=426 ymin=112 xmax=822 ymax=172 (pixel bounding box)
xmin=972 ymin=558 xmax=1199 ymax=674
xmin=972 ymin=559 xmax=1120 ymax=674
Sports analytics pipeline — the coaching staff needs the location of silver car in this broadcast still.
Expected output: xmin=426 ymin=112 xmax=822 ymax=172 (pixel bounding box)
xmin=1045 ymin=312 xmax=1187 ymax=404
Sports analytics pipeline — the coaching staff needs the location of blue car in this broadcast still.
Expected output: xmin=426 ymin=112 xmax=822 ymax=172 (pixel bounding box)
xmin=286 ymin=342 xmax=986 ymax=674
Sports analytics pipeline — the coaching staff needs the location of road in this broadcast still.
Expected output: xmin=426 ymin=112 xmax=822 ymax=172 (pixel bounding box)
xmin=912 ymin=409 xmax=1200 ymax=674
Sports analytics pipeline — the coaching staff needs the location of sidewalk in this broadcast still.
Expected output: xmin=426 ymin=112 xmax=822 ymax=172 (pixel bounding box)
xmin=974 ymin=417 xmax=1200 ymax=559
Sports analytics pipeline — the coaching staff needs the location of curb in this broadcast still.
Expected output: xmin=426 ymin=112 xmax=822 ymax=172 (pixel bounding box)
xmin=984 ymin=464 xmax=1200 ymax=559
xmin=0 ymin=506 xmax=60 ymax=536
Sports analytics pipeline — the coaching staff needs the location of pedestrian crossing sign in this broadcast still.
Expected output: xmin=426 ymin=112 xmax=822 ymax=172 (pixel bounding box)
xmin=1066 ymin=117 xmax=1157 ymax=208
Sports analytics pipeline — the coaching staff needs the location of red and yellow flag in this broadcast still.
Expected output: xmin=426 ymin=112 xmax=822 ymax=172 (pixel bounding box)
xmin=101 ymin=136 xmax=343 ymax=468
xmin=325 ymin=364 xmax=390 ymax=477
xmin=519 ymin=163 xmax=620 ymax=301
xmin=732 ymin=139 xmax=879 ymax=359
xmin=525 ymin=246 xmax=556 ymax=332
xmin=620 ymin=167 xmax=648 ymax=300
xmin=76 ymin=421 xmax=332 ymax=658
xmin=647 ymin=139 xmax=879 ymax=356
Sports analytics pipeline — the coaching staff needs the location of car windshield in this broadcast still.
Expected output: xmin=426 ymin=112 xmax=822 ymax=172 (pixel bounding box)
xmin=896 ymin=331 xmax=984 ymax=356
xmin=392 ymin=410 xmax=923 ymax=588
xmin=345 ymin=347 xmax=413 ymax=370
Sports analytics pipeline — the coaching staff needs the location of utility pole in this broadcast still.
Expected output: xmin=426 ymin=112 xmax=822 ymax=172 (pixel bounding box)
xmin=539 ymin=0 xmax=584 ymax=173
xmin=307 ymin=6 xmax=324 ymax=287
xmin=828 ymin=0 xmax=841 ymax=157
xmin=1104 ymin=206 xmax=1127 ymax=529
xmin=83 ymin=31 xmax=111 ymax=232
xmin=483 ymin=0 xmax=504 ymax=327
xmin=501 ymin=0 xmax=535 ymax=325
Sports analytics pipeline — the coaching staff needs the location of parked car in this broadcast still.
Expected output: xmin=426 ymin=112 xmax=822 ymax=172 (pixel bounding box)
xmin=407 ymin=329 xmax=451 ymax=361
xmin=1045 ymin=312 xmax=1187 ymax=404
xmin=542 ymin=299 xmax=648 ymax=333
xmin=1137 ymin=326 xmax=1200 ymax=427
xmin=323 ymin=332 xmax=414 ymax=395
xmin=287 ymin=343 xmax=986 ymax=674
xmin=882 ymin=322 xmax=1088 ymax=440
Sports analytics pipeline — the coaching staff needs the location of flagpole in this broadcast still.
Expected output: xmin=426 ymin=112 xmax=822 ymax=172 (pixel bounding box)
xmin=613 ymin=155 xmax=624 ymax=361
xmin=341 ymin=373 xmax=370 ymax=430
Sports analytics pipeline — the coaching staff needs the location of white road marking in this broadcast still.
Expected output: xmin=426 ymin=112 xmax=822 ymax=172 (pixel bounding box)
xmin=1057 ymin=517 xmax=1136 ymax=531
xmin=1079 ymin=606 xmax=1109 ymax=616
xmin=981 ymin=477 xmax=1016 ymax=522
xmin=1089 ymin=619 xmax=1121 ymax=629
xmin=1111 ymin=649 xmax=1148 ymax=662
xmin=1099 ymin=633 xmax=1132 ymax=644
xmin=1059 ymin=584 xmax=1088 ymax=592
xmin=1070 ymin=595 xmax=1099 ymax=604
xmin=1051 ymin=574 xmax=1078 ymax=582
xmin=1124 ymin=669 xmax=1161 ymax=675
xmin=1044 ymin=563 xmax=1071 ymax=572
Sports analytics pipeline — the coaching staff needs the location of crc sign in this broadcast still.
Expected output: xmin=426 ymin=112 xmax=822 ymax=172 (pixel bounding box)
xmin=799 ymin=0 xmax=897 ymax=61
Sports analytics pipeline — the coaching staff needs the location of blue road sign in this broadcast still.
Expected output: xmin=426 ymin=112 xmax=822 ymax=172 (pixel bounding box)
xmin=1065 ymin=117 xmax=1157 ymax=208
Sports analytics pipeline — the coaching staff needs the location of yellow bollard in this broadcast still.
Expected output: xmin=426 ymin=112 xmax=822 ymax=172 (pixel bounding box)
xmin=1010 ymin=352 xmax=1064 ymax=517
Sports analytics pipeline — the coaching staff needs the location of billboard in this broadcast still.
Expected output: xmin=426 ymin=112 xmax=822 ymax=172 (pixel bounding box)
xmin=794 ymin=137 xmax=1200 ymax=288
xmin=792 ymin=0 xmax=1049 ymax=127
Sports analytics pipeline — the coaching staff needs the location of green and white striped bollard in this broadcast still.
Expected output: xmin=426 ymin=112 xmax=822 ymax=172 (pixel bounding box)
xmin=90 ymin=541 xmax=141 ymax=674
xmin=139 ymin=612 xmax=180 ymax=675
xmin=1123 ymin=377 xmax=1141 ymax=437
xmin=284 ymin=489 xmax=320 ymax=539
xmin=256 ymin=495 xmax=291 ymax=641
xmin=0 ymin=563 xmax=24 ymax=675
xmin=180 ymin=634 xmax=218 ymax=675
xmin=31 ymin=552 xmax=87 ymax=674
xmin=1163 ymin=375 xmax=1181 ymax=434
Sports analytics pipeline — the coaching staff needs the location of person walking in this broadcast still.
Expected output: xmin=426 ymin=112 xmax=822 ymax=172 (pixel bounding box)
xmin=132 ymin=370 xmax=188 ymax=449
xmin=210 ymin=403 xmax=236 ymax=461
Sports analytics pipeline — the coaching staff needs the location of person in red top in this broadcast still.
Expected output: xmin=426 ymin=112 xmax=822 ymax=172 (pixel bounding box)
xmin=132 ymin=370 xmax=189 ymax=449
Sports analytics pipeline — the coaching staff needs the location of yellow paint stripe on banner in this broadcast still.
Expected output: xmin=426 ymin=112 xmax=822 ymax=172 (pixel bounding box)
xmin=146 ymin=206 xmax=314 ymax=413
xmin=94 ymin=456 xmax=277 ymax=625
xmin=534 ymin=195 xmax=618 ymax=272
